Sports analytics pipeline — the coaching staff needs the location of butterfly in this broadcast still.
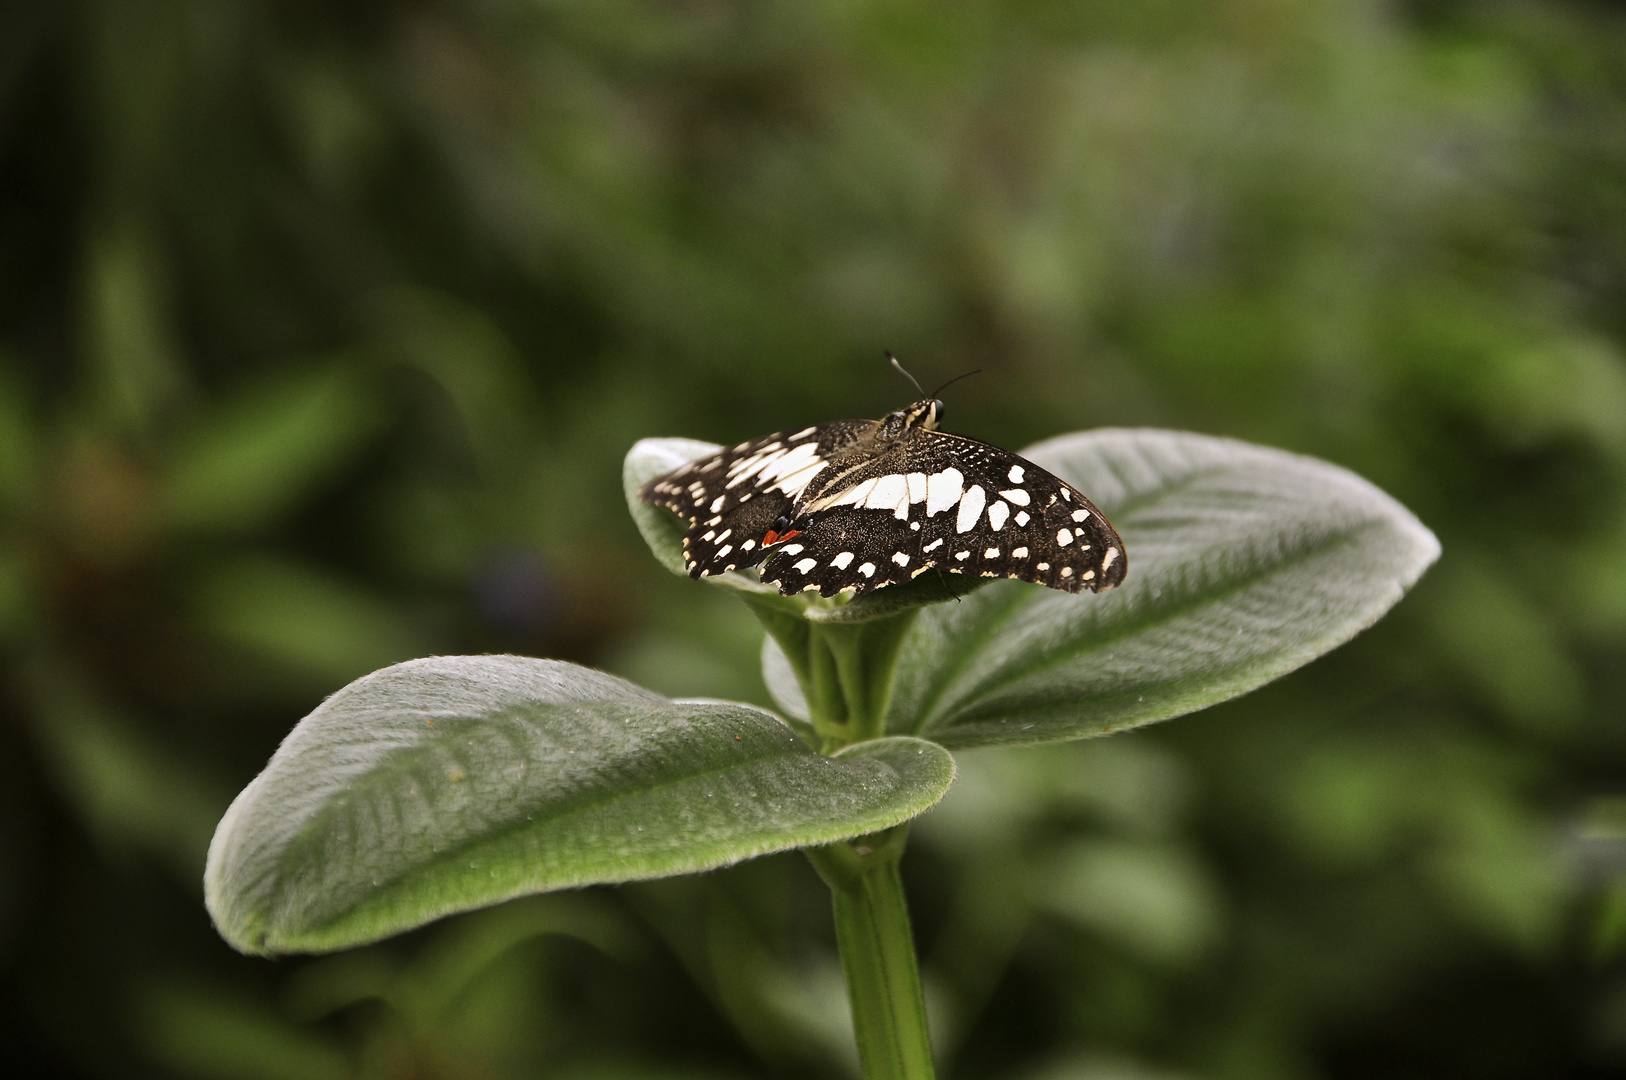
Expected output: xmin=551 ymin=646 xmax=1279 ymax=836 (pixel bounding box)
xmin=640 ymin=382 xmax=1126 ymax=599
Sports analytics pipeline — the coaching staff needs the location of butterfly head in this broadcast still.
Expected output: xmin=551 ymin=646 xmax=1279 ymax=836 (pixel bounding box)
xmin=879 ymin=398 xmax=945 ymax=438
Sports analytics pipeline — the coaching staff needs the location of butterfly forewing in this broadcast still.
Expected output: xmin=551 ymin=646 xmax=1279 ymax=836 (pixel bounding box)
xmin=641 ymin=407 xmax=1126 ymax=598
xmin=760 ymin=432 xmax=1125 ymax=596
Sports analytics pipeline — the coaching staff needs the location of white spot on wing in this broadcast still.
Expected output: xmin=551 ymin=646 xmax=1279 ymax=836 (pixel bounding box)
xmin=790 ymin=426 xmax=817 ymax=440
xmin=771 ymin=458 xmax=830 ymax=499
xmin=906 ymin=472 xmax=928 ymax=504
xmin=727 ymin=443 xmax=781 ymax=476
xmin=1012 ymin=546 xmax=1028 ymax=558
xmin=827 ymin=477 xmax=878 ymax=509
xmin=709 ymin=495 xmax=726 ymax=513
xmin=1036 ymin=562 xmax=1049 ymax=570
xmin=1008 ymin=465 xmax=1024 ymax=483
xmin=794 ymin=557 xmax=817 ymax=573
xmin=923 ymin=538 xmax=944 ymax=553
xmin=955 ymin=550 xmax=970 ymax=561
xmin=987 ymin=501 xmax=1010 ymax=530
xmin=1015 ymin=510 xmax=1030 ymax=526
xmin=892 ymin=552 xmax=909 ymax=567
xmin=716 ymin=545 xmax=732 ymax=559
xmin=832 ymin=551 xmax=855 ymax=569
xmin=1061 ymin=566 xmax=1073 ymax=577
xmin=984 ymin=547 xmax=999 ymax=559
xmin=864 ymin=474 xmax=910 ymax=519
xmin=1000 ymin=488 xmax=1030 ymax=506
xmin=741 ymin=540 xmax=755 ymax=551
xmin=858 ymin=562 xmax=876 ymax=577
xmin=745 ymin=441 xmax=827 ymax=497
xmin=1082 ymin=569 xmax=1095 ymax=580
xmin=1102 ymin=546 xmax=1120 ymax=570
xmin=780 ymin=543 xmax=804 ymax=555
xmin=926 ymin=468 xmax=964 ymax=516
xmin=956 ymin=485 xmax=987 ymax=533
xmin=1057 ymin=528 xmax=1073 ymax=546
xmin=725 ymin=451 xmax=780 ymax=487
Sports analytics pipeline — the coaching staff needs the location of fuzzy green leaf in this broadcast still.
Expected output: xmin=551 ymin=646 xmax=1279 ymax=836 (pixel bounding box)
xmin=205 ymin=656 xmax=954 ymax=955
xmin=763 ymin=634 xmax=811 ymax=723
xmin=881 ymin=429 xmax=1440 ymax=747
xmin=624 ymin=437 xmax=741 ymax=582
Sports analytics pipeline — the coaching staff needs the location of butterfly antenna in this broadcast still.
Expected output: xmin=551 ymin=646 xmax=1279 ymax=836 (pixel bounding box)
xmin=886 ymin=351 xmax=927 ymax=397
xmin=931 ymin=369 xmax=982 ymax=398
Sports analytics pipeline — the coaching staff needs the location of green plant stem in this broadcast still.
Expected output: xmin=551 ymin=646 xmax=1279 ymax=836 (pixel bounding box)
xmin=742 ymin=593 xmax=934 ymax=1075
xmin=806 ymin=826 xmax=935 ymax=1080
xmin=743 ymin=593 xmax=919 ymax=750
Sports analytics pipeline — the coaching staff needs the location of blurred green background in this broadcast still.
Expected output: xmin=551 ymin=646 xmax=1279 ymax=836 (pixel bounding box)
xmin=4 ymin=1 xmax=1626 ymax=1077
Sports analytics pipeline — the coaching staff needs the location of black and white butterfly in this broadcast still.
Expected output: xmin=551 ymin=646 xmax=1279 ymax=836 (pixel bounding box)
xmin=641 ymin=394 xmax=1126 ymax=598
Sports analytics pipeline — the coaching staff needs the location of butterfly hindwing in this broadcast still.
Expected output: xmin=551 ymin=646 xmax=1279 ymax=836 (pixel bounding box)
xmin=760 ymin=506 xmax=930 ymax=595
xmin=639 ymin=420 xmax=869 ymax=579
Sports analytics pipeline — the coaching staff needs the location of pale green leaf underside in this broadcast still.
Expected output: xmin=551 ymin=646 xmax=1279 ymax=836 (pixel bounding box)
xmin=205 ymin=656 xmax=954 ymax=955
xmin=625 ymin=438 xmax=732 ymax=581
xmin=763 ymin=634 xmax=811 ymax=723
xmin=882 ymin=429 xmax=1441 ymax=748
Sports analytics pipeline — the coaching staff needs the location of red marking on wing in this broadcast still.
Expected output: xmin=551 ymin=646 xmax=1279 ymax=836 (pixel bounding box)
xmin=762 ymin=528 xmax=803 ymax=546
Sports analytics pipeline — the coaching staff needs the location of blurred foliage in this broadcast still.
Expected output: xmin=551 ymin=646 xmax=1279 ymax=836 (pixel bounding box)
xmin=3 ymin=0 xmax=1626 ymax=1077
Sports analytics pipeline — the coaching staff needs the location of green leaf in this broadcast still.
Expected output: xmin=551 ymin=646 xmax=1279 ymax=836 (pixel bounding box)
xmin=762 ymin=635 xmax=810 ymax=723
xmin=205 ymin=656 xmax=955 ymax=955
xmin=883 ymin=429 xmax=1440 ymax=748
xmin=161 ymin=364 xmax=381 ymax=534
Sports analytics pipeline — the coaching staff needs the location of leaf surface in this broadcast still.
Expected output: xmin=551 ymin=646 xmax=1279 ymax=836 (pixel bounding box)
xmin=880 ymin=429 xmax=1440 ymax=747
xmin=206 ymin=656 xmax=954 ymax=954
